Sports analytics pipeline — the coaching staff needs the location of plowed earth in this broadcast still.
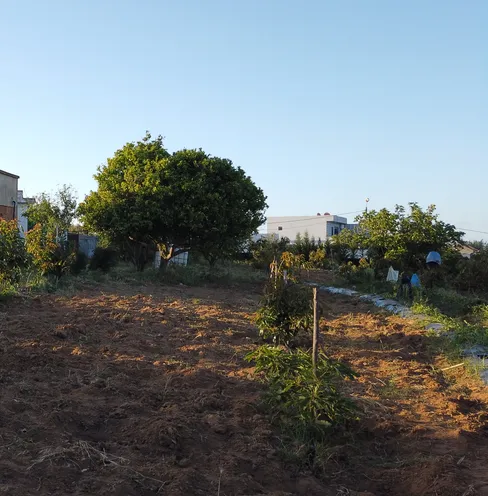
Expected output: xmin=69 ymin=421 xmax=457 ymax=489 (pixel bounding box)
xmin=1 ymin=282 xmax=488 ymax=495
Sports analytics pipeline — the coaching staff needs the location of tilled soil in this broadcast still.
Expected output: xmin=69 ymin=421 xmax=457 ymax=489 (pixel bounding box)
xmin=1 ymin=282 xmax=488 ymax=495
xmin=319 ymin=294 xmax=488 ymax=496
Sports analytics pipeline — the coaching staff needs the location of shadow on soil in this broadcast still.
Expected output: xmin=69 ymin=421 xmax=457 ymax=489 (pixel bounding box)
xmin=0 ymin=285 xmax=331 ymax=496
xmin=314 ymin=293 xmax=488 ymax=496
xmin=1 ymin=286 xmax=488 ymax=495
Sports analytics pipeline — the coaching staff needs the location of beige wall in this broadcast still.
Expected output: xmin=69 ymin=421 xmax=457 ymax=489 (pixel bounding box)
xmin=0 ymin=172 xmax=18 ymax=219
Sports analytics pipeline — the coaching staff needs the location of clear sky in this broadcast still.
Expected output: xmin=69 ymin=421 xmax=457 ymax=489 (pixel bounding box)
xmin=1 ymin=1 xmax=486 ymax=238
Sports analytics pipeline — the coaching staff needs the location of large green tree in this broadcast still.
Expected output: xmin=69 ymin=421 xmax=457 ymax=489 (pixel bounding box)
xmin=334 ymin=203 xmax=464 ymax=270
xmin=78 ymin=133 xmax=267 ymax=268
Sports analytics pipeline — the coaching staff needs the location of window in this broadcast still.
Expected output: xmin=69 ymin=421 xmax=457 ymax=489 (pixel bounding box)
xmin=331 ymin=226 xmax=339 ymax=236
xmin=278 ymin=226 xmax=283 ymax=231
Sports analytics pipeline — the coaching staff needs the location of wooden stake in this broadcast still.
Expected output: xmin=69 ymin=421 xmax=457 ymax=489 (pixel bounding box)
xmin=312 ymin=287 xmax=319 ymax=374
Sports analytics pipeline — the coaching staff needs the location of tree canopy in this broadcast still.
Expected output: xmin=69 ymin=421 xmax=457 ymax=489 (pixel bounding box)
xmin=333 ymin=203 xmax=464 ymax=270
xmin=24 ymin=185 xmax=77 ymax=233
xmin=78 ymin=132 xmax=267 ymax=267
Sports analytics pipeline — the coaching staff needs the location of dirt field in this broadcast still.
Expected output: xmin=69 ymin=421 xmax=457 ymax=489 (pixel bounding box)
xmin=1 ymin=281 xmax=488 ymax=495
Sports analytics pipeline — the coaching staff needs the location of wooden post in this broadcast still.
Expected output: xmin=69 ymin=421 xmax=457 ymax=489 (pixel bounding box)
xmin=312 ymin=286 xmax=319 ymax=374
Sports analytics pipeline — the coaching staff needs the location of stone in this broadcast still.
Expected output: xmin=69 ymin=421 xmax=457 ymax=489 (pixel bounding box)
xmin=177 ymin=458 xmax=190 ymax=468
xmin=461 ymin=345 xmax=488 ymax=358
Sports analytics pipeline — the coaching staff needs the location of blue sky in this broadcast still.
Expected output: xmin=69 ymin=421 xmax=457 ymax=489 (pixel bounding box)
xmin=0 ymin=0 xmax=486 ymax=238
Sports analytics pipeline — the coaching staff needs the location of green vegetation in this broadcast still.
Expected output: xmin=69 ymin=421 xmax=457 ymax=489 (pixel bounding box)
xmin=250 ymin=232 xmax=333 ymax=271
xmin=0 ymin=219 xmax=29 ymax=283
xmin=256 ymin=276 xmax=313 ymax=344
xmin=246 ymin=346 xmax=358 ymax=438
xmin=248 ymin=258 xmax=358 ymax=468
xmin=98 ymin=261 xmax=266 ymax=287
xmin=0 ymin=260 xmax=266 ymax=300
xmin=246 ymin=205 xmax=488 ymax=366
xmin=26 ymin=224 xmax=76 ymax=279
xmin=70 ymin=251 xmax=88 ymax=275
xmin=335 ymin=203 xmax=463 ymax=272
xmin=1 ymin=132 xmax=270 ymax=294
xmin=88 ymin=247 xmax=118 ymax=273
xmin=78 ymin=132 xmax=267 ymax=269
xmin=250 ymin=236 xmax=291 ymax=270
xmin=412 ymin=298 xmax=488 ymax=347
xmin=24 ymin=184 xmax=77 ymax=233
xmin=338 ymin=258 xmax=375 ymax=285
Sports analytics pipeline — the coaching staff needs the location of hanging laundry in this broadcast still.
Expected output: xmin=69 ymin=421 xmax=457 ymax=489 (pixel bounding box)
xmin=386 ymin=266 xmax=399 ymax=282
xmin=411 ymin=273 xmax=421 ymax=287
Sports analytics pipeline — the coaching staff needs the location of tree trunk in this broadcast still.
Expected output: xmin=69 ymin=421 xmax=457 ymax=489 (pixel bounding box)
xmin=158 ymin=245 xmax=189 ymax=271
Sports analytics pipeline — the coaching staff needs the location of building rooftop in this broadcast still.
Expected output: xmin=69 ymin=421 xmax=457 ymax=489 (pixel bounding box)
xmin=0 ymin=169 xmax=19 ymax=179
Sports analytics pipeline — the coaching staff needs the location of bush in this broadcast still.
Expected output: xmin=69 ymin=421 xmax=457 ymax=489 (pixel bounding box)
xmin=0 ymin=279 xmax=17 ymax=300
xmin=246 ymin=346 xmax=358 ymax=437
xmin=0 ymin=219 xmax=29 ymax=283
xmin=308 ymin=247 xmax=330 ymax=269
xmin=454 ymin=251 xmax=488 ymax=293
xmin=89 ymin=247 xmax=118 ymax=272
xmin=26 ymin=225 xmax=75 ymax=279
xmin=71 ymin=251 xmax=88 ymax=275
xmin=251 ymin=237 xmax=291 ymax=270
xmin=256 ymin=277 xmax=313 ymax=344
xmin=424 ymin=287 xmax=483 ymax=317
xmin=292 ymin=232 xmax=321 ymax=261
xmin=280 ymin=251 xmax=307 ymax=275
xmin=338 ymin=258 xmax=374 ymax=285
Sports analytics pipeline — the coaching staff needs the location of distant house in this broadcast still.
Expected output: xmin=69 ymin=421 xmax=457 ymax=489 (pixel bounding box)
xmin=267 ymin=213 xmax=356 ymax=242
xmin=458 ymin=244 xmax=479 ymax=259
xmin=0 ymin=169 xmax=19 ymax=221
xmin=17 ymin=190 xmax=35 ymax=237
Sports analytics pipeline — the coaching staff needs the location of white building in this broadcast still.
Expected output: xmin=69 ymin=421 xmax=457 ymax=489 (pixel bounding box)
xmin=267 ymin=213 xmax=355 ymax=242
xmin=17 ymin=190 xmax=35 ymax=237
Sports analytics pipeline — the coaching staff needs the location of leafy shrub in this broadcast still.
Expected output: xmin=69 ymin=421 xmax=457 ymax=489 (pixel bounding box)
xmin=280 ymin=251 xmax=307 ymax=275
xmin=89 ymin=247 xmax=118 ymax=272
xmin=246 ymin=346 xmax=358 ymax=437
xmin=256 ymin=277 xmax=313 ymax=344
xmin=26 ymin=225 xmax=75 ymax=279
xmin=251 ymin=237 xmax=291 ymax=270
xmin=0 ymin=279 xmax=17 ymax=301
xmin=338 ymin=258 xmax=374 ymax=284
xmin=424 ymin=287 xmax=482 ymax=317
xmin=0 ymin=219 xmax=29 ymax=283
xmin=308 ymin=247 xmax=330 ymax=269
xmin=472 ymin=304 xmax=488 ymax=327
xmin=292 ymin=232 xmax=321 ymax=261
xmin=71 ymin=251 xmax=88 ymax=275
xmin=454 ymin=251 xmax=488 ymax=293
